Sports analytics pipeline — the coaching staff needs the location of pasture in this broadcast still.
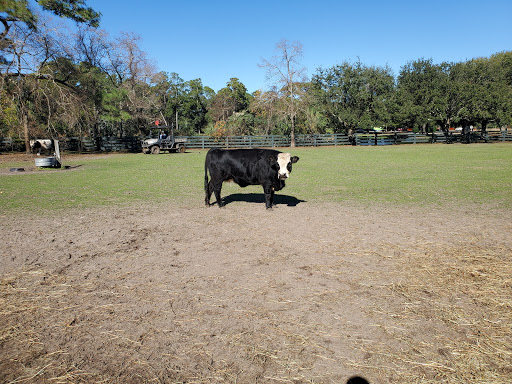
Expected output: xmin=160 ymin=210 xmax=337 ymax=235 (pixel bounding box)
xmin=1 ymin=144 xmax=511 ymax=383
xmin=1 ymin=144 xmax=511 ymax=211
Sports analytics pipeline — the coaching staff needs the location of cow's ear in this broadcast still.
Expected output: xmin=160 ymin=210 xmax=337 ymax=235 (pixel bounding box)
xmin=268 ymin=156 xmax=276 ymax=164
xmin=291 ymin=156 xmax=299 ymax=163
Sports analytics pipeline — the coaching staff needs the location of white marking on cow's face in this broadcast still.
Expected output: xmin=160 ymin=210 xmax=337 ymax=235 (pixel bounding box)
xmin=277 ymin=153 xmax=292 ymax=179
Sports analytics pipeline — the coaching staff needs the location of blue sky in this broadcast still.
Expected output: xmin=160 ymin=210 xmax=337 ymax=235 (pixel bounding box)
xmin=83 ymin=0 xmax=511 ymax=93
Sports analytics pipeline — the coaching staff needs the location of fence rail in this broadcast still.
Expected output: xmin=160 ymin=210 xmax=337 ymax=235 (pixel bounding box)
xmin=184 ymin=134 xmax=352 ymax=149
xmin=1 ymin=131 xmax=510 ymax=153
xmin=355 ymin=131 xmax=511 ymax=145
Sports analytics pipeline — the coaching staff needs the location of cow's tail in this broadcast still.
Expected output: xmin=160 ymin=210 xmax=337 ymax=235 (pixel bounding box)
xmin=204 ymin=151 xmax=210 ymax=193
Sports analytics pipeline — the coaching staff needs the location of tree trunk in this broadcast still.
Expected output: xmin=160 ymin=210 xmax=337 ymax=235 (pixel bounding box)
xmin=159 ymin=111 xmax=168 ymax=127
xmin=290 ymin=116 xmax=296 ymax=147
xmin=23 ymin=114 xmax=30 ymax=153
xmin=481 ymin=121 xmax=488 ymax=134
xmin=438 ymin=121 xmax=449 ymax=138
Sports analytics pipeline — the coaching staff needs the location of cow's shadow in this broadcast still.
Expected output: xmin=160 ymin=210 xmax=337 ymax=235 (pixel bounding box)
xmin=222 ymin=193 xmax=306 ymax=207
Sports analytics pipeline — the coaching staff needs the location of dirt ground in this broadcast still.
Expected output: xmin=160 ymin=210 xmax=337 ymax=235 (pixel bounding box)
xmin=1 ymin=156 xmax=511 ymax=383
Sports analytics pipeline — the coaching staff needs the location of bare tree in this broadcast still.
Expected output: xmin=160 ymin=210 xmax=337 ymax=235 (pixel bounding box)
xmin=259 ymin=39 xmax=307 ymax=146
xmin=2 ymin=13 xmax=73 ymax=150
xmin=117 ymin=32 xmax=158 ymax=133
xmin=73 ymin=25 xmax=108 ymax=68
xmin=1 ymin=5 xmax=161 ymax=142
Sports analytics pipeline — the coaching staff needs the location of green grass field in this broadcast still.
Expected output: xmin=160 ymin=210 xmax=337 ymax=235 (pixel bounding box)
xmin=1 ymin=144 xmax=511 ymax=213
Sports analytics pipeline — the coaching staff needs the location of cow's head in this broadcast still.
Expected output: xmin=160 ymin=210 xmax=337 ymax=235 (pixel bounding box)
xmin=271 ymin=153 xmax=299 ymax=180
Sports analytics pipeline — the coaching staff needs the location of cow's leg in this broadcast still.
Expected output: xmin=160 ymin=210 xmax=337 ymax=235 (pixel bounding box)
xmin=263 ymin=184 xmax=273 ymax=209
xmin=205 ymin=180 xmax=213 ymax=206
xmin=213 ymin=181 xmax=224 ymax=208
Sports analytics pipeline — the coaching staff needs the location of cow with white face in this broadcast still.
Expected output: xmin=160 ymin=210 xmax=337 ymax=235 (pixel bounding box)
xmin=30 ymin=139 xmax=53 ymax=156
xmin=276 ymin=152 xmax=295 ymax=180
xmin=205 ymin=148 xmax=299 ymax=209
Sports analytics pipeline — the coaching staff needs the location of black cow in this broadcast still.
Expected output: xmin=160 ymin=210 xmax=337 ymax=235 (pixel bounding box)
xmin=205 ymin=148 xmax=299 ymax=209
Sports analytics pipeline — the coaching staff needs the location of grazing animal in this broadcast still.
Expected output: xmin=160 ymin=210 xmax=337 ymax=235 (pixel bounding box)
xmin=30 ymin=139 xmax=53 ymax=156
xmin=204 ymin=148 xmax=299 ymax=209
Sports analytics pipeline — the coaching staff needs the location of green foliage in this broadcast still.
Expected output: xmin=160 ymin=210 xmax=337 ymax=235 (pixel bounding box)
xmin=226 ymin=111 xmax=255 ymax=135
xmin=37 ymin=0 xmax=100 ymax=27
xmin=249 ymin=89 xmax=281 ymax=135
xmin=0 ymin=0 xmax=100 ymax=29
xmin=397 ymin=59 xmax=453 ymax=132
xmin=1 ymin=145 xmax=511 ymax=214
xmin=179 ymin=78 xmax=210 ymax=134
xmin=0 ymin=0 xmax=38 ymax=29
xmin=312 ymin=60 xmax=396 ymax=133
xmin=0 ymin=89 xmax=17 ymax=135
xmin=208 ymin=78 xmax=252 ymax=124
xmin=159 ymin=74 xmax=210 ymax=134
xmin=450 ymin=52 xmax=512 ymax=131
xmin=396 ymin=55 xmax=512 ymax=133
xmin=101 ymin=87 xmax=131 ymax=122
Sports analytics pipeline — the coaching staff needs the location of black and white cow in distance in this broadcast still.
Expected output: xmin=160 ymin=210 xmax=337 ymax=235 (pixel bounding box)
xmin=30 ymin=139 xmax=53 ymax=156
xmin=205 ymin=148 xmax=299 ymax=209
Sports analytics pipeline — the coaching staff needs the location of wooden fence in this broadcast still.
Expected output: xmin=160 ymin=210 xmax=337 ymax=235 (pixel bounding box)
xmin=1 ymin=131 xmax=510 ymax=153
xmin=184 ymin=134 xmax=351 ymax=149
xmin=355 ymin=131 xmax=512 ymax=145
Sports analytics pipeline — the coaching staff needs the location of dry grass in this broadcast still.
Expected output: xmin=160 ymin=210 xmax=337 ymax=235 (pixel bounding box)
xmin=3 ymin=240 xmax=511 ymax=383
xmin=348 ymin=241 xmax=512 ymax=383
xmin=0 ymin=270 xmax=100 ymax=384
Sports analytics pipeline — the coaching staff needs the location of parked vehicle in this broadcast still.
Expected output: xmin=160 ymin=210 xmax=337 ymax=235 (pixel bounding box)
xmin=141 ymin=126 xmax=187 ymax=154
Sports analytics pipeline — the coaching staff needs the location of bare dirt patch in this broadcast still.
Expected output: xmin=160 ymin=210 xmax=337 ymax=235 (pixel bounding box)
xmin=0 ymin=152 xmax=112 ymax=175
xmin=1 ymin=202 xmax=511 ymax=383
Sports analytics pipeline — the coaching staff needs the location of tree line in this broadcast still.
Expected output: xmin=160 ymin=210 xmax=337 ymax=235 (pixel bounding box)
xmin=2 ymin=1 xmax=512 ymax=150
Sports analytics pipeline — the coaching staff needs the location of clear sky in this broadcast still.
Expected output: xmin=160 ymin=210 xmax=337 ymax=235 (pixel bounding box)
xmin=83 ymin=0 xmax=511 ymax=93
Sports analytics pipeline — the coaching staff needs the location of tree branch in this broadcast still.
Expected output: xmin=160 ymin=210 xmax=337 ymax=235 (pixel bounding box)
xmin=0 ymin=16 xmax=12 ymax=42
xmin=4 ymin=71 xmax=79 ymax=93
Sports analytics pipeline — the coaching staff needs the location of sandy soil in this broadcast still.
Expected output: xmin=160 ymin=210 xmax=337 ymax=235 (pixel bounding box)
xmin=1 ymin=198 xmax=511 ymax=384
xmin=1 ymin=153 xmax=511 ymax=383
